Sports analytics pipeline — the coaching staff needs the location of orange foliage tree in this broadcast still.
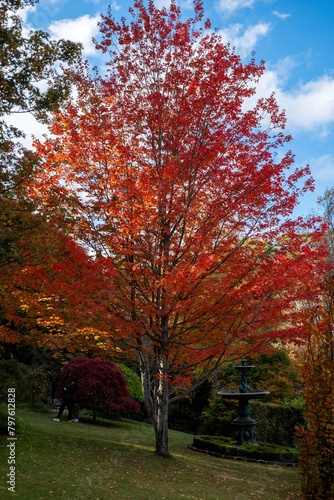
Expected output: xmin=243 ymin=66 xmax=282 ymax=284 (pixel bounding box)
xmin=297 ymin=291 xmax=334 ymax=499
xmin=31 ymin=0 xmax=326 ymax=454
xmin=0 ymin=232 xmax=117 ymax=354
xmin=296 ymin=189 xmax=334 ymax=499
xmin=0 ymin=0 xmax=81 ymax=348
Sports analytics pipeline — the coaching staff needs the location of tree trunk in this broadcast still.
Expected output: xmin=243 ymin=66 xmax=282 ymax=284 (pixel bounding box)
xmin=139 ymin=347 xmax=170 ymax=455
xmin=137 ymin=346 xmax=154 ymax=421
xmin=153 ymin=355 xmax=169 ymax=456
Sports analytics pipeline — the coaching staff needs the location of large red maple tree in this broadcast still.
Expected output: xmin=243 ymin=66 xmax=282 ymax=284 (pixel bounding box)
xmin=31 ymin=0 xmax=326 ymax=454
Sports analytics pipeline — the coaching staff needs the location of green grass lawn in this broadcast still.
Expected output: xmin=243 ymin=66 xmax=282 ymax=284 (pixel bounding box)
xmin=0 ymin=409 xmax=302 ymax=499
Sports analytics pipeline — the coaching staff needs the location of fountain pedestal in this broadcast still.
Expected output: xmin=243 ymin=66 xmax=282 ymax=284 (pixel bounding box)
xmin=232 ymin=396 xmax=256 ymax=444
xmin=218 ymin=359 xmax=269 ymax=445
xmin=232 ymin=417 xmax=256 ymax=445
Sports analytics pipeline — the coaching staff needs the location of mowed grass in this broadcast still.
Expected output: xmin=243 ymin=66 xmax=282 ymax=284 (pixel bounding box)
xmin=0 ymin=410 xmax=302 ymax=499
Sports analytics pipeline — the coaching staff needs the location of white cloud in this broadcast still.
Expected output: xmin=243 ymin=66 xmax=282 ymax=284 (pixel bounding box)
xmin=309 ymin=154 xmax=334 ymax=181
xmin=270 ymin=57 xmax=297 ymax=85
xmin=154 ymin=0 xmax=172 ymax=8
xmin=217 ymin=22 xmax=271 ymax=58
xmin=5 ymin=114 xmax=47 ymax=148
xmin=17 ymin=4 xmax=37 ymax=24
xmin=108 ymin=0 xmax=122 ymax=10
xmin=48 ymin=15 xmax=101 ymax=56
xmin=217 ymin=0 xmax=256 ymax=15
xmin=272 ymin=11 xmax=290 ymax=20
xmin=83 ymin=0 xmax=104 ymax=4
xmin=25 ymin=0 xmax=63 ymax=27
xmin=256 ymin=68 xmax=334 ymax=132
xmin=180 ymin=0 xmax=195 ymax=9
xmin=84 ymin=0 xmax=121 ymax=9
xmin=283 ymin=77 xmax=334 ymax=131
xmin=154 ymin=0 xmax=193 ymax=9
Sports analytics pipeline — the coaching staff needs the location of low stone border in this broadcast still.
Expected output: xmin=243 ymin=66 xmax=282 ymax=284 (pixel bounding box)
xmin=188 ymin=444 xmax=299 ymax=467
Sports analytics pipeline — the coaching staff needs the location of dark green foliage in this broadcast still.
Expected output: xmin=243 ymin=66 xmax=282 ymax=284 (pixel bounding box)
xmin=197 ymin=392 xmax=238 ymax=436
xmin=250 ymin=401 xmax=305 ymax=447
xmin=193 ymin=435 xmax=299 ymax=464
xmin=0 ymin=359 xmax=49 ymax=406
xmin=168 ymin=379 xmax=212 ymax=433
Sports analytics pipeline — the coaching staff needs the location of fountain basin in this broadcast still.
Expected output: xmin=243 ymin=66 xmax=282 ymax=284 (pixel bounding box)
xmin=217 ymin=391 xmax=270 ymax=399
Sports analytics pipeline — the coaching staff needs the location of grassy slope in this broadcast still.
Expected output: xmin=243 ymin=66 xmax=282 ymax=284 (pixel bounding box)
xmin=0 ymin=410 xmax=302 ymax=499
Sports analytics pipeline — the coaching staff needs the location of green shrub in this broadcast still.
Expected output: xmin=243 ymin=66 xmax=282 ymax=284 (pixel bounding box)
xmin=197 ymin=393 xmax=238 ymax=436
xmin=193 ymin=435 xmax=299 ymax=464
xmin=117 ymin=363 xmax=143 ymax=402
xmin=250 ymin=401 xmax=305 ymax=447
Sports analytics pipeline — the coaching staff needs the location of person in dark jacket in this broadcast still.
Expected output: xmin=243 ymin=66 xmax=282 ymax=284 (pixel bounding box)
xmin=54 ymin=381 xmax=77 ymax=421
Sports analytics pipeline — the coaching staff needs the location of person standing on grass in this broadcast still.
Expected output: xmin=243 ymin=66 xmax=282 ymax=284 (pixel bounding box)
xmin=54 ymin=380 xmax=77 ymax=422
xmin=73 ymin=399 xmax=80 ymax=423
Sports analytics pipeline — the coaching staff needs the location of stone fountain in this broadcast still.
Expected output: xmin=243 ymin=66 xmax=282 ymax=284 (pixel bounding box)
xmin=217 ymin=359 xmax=270 ymax=445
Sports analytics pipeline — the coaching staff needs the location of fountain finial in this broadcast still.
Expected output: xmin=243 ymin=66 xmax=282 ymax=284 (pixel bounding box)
xmin=239 ymin=358 xmax=251 ymax=393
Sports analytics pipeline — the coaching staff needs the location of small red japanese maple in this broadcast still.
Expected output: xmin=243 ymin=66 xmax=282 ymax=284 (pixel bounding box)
xmin=31 ymin=0 xmax=326 ymax=454
xmin=57 ymin=357 xmax=139 ymax=423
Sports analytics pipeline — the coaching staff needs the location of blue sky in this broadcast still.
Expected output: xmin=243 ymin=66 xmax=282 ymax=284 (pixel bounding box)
xmin=18 ymin=0 xmax=334 ymax=218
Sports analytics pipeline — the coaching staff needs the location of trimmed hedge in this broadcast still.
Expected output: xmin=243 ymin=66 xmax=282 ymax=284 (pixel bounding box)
xmin=193 ymin=435 xmax=299 ymax=464
xmin=250 ymin=401 xmax=304 ymax=447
